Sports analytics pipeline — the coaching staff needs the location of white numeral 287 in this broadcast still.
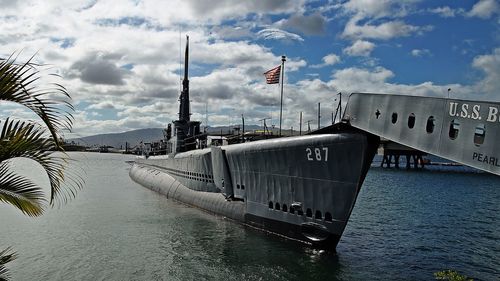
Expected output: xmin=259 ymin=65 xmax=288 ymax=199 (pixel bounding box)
xmin=306 ymin=147 xmax=328 ymax=161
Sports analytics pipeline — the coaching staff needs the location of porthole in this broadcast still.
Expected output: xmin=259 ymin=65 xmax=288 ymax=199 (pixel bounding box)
xmin=282 ymin=204 xmax=288 ymax=212
xmin=241 ymin=185 xmax=245 ymax=190
xmin=325 ymin=212 xmax=333 ymax=222
xmin=306 ymin=208 xmax=312 ymax=217
xmin=426 ymin=116 xmax=435 ymax=133
xmin=289 ymin=206 xmax=295 ymax=214
xmin=275 ymin=202 xmax=281 ymax=210
xmin=315 ymin=210 xmax=322 ymax=219
xmin=236 ymin=184 xmax=240 ymax=189
xmin=448 ymin=119 xmax=460 ymax=140
xmin=391 ymin=112 xmax=398 ymax=124
xmin=474 ymin=124 xmax=486 ymax=146
xmin=408 ymin=113 xmax=416 ymax=129
xmin=268 ymin=201 xmax=273 ymax=209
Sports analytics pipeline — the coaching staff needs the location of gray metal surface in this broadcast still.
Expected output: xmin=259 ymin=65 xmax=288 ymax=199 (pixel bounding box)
xmin=133 ymin=130 xmax=378 ymax=249
xmin=210 ymin=146 xmax=234 ymax=197
xmin=223 ymin=133 xmax=371 ymax=232
xmin=136 ymin=150 xmax=218 ymax=192
xmin=129 ymin=164 xmax=245 ymax=221
xmin=345 ymin=93 xmax=500 ymax=175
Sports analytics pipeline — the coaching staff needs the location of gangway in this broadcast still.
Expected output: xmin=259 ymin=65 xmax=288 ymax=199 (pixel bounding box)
xmin=343 ymin=93 xmax=500 ymax=176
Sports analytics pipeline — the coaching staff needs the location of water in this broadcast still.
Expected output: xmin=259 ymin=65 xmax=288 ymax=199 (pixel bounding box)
xmin=1 ymin=153 xmax=498 ymax=280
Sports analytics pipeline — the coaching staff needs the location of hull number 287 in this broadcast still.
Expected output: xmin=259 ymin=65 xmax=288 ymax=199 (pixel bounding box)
xmin=306 ymin=147 xmax=329 ymax=161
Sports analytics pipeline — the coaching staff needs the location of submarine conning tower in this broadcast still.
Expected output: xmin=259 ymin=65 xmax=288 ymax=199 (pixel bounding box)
xmin=172 ymin=35 xmax=201 ymax=153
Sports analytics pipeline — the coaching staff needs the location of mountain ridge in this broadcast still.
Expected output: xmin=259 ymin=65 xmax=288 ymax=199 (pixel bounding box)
xmin=68 ymin=125 xmax=265 ymax=148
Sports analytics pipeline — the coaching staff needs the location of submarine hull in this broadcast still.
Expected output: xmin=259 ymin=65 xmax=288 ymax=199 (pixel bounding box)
xmin=130 ymin=129 xmax=378 ymax=250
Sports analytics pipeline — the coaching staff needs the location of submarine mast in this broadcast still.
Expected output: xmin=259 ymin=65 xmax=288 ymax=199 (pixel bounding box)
xmin=171 ymin=35 xmax=201 ymax=153
xmin=179 ymin=35 xmax=190 ymax=122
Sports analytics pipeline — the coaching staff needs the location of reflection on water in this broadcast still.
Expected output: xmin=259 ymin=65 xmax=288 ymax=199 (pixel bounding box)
xmin=0 ymin=152 xmax=498 ymax=280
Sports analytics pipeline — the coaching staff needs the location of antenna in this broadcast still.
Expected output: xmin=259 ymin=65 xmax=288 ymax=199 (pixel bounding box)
xmin=205 ymin=102 xmax=208 ymax=128
xmin=306 ymin=120 xmax=313 ymax=133
xmin=258 ymin=117 xmax=271 ymax=136
xmin=179 ymin=27 xmax=182 ymax=93
xmin=333 ymin=92 xmax=342 ymax=123
xmin=178 ymin=35 xmax=190 ymax=122
xmin=317 ymin=102 xmax=321 ymax=130
xmin=299 ymin=111 xmax=302 ymax=136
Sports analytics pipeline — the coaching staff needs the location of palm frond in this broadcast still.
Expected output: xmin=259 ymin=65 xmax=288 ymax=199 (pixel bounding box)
xmin=0 ymin=53 xmax=74 ymax=148
xmin=0 ymin=162 xmax=45 ymax=216
xmin=0 ymin=247 xmax=16 ymax=281
xmin=0 ymin=118 xmax=83 ymax=206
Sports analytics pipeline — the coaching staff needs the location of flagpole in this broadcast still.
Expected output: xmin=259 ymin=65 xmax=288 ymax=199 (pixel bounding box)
xmin=279 ymin=55 xmax=286 ymax=136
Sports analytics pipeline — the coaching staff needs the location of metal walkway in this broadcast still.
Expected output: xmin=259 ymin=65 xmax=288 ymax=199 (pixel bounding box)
xmin=343 ymin=93 xmax=500 ymax=176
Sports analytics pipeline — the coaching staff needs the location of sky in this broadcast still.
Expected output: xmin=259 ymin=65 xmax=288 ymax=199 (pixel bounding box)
xmin=0 ymin=0 xmax=499 ymax=137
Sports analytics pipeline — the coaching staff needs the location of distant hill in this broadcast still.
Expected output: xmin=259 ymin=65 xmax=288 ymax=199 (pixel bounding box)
xmin=68 ymin=128 xmax=164 ymax=149
xmin=68 ymin=124 xmax=286 ymax=149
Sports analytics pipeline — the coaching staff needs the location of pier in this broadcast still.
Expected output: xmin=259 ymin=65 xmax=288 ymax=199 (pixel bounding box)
xmin=379 ymin=140 xmax=427 ymax=169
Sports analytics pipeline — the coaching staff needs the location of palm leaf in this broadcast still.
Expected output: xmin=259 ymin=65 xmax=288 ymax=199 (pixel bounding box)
xmin=0 ymin=162 xmax=45 ymax=216
xmin=0 ymin=53 xmax=74 ymax=148
xmin=0 ymin=118 xmax=83 ymax=206
xmin=0 ymin=247 xmax=16 ymax=281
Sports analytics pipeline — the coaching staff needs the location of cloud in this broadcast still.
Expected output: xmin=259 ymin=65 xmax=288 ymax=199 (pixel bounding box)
xmin=87 ymin=101 xmax=117 ymax=110
xmin=340 ymin=1 xmax=431 ymax=41
xmin=343 ymin=16 xmax=432 ymax=40
xmin=323 ymin=54 xmax=341 ymax=65
xmin=278 ymin=12 xmax=326 ymax=35
xmin=342 ymin=0 xmax=418 ymax=19
xmin=210 ymin=26 xmax=253 ymax=39
xmin=467 ymin=0 xmax=500 ymax=19
xmin=194 ymin=41 xmax=277 ymax=67
xmin=1 ymin=0 xmax=497 ymax=136
xmin=68 ymin=52 xmax=128 ymax=85
xmin=411 ymin=49 xmax=431 ymax=57
xmin=331 ymin=66 xmax=394 ymax=90
xmin=428 ymin=6 xmax=464 ymax=18
xmin=326 ymin=66 xmax=465 ymax=100
xmin=0 ymin=0 xmax=20 ymax=9
xmin=186 ymin=0 xmax=305 ymax=22
xmin=257 ymin=28 xmax=304 ymax=42
xmin=472 ymin=48 xmax=500 ymax=94
xmin=343 ymin=40 xmax=375 ymax=57
xmin=343 ymin=0 xmax=394 ymax=19
xmin=311 ymin=53 xmax=341 ymax=68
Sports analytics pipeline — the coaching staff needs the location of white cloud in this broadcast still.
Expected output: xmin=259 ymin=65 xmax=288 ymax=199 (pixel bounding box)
xmin=331 ymin=66 xmax=394 ymax=90
xmin=467 ymin=0 xmax=500 ymax=19
xmin=323 ymin=54 xmax=341 ymax=65
xmin=411 ymin=49 xmax=431 ymax=57
xmin=343 ymin=40 xmax=375 ymax=57
xmin=184 ymin=0 xmax=306 ymax=23
xmin=472 ymin=48 xmax=500 ymax=94
xmin=343 ymin=16 xmax=432 ymax=40
xmin=311 ymin=54 xmax=341 ymax=68
xmin=257 ymin=28 xmax=304 ymax=42
xmin=0 ymin=0 xmax=498 ymax=136
xmin=87 ymin=101 xmax=119 ymax=110
xmin=210 ymin=26 xmax=253 ymax=40
xmin=429 ymin=6 xmax=464 ymax=18
xmin=343 ymin=0 xmax=415 ymax=18
xmin=327 ymin=66 xmax=467 ymax=99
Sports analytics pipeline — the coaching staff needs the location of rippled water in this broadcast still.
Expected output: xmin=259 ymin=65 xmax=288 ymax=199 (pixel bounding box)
xmin=1 ymin=153 xmax=498 ymax=280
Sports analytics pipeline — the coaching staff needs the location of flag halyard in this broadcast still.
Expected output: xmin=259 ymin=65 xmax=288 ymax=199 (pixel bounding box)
xmin=264 ymin=65 xmax=281 ymax=84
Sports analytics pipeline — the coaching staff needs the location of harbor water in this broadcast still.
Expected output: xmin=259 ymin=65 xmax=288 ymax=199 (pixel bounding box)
xmin=1 ymin=152 xmax=498 ymax=280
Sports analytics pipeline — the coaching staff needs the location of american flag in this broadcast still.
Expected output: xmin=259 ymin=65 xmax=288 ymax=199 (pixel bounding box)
xmin=264 ymin=65 xmax=281 ymax=84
